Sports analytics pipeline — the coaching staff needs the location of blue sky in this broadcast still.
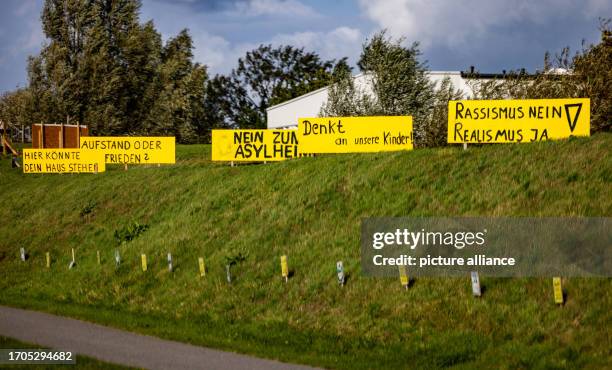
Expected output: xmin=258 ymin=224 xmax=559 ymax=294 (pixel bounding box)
xmin=1 ymin=0 xmax=610 ymax=93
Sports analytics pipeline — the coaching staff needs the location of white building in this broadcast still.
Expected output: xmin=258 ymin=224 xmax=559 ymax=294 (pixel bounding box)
xmin=266 ymin=71 xmax=480 ymax=129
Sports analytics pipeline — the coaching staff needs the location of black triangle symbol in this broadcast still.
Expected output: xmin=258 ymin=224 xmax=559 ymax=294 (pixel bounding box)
xmin=564 ymin=103 xmax=582 ymax=133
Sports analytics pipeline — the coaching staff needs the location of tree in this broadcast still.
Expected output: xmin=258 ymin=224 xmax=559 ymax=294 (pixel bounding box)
xmin=322 ymin=31 xmax=444 ymax=147
xmin=21 ymin=0 xmax=210 ymax=142
xmin=81 ymin=0 xmax=158 ymax=134
xmin=357 ymin=31 xmax=434 ymax=121
xmin=38 ymin=0 xmax=94 ymax=123
xmin=573 ymin=19 xmax=611 ymax=132
xmin=0 ymin=89 xmax=36 ymax=130
xmin=320 ymin=64 xmax=376 ymax=117
xmin=469 ymin=18 xmax=611 ymax=133
xmin=146 ymin=29 xmax=207 ymax=143
xmin=420 ymin=78 xmax=463 ymax=147
xmin=26 ymin=55 xmax=56 ymax=123
xmin=210 ymin=45 xmax=349 ymax=129
xmin=204 ymin=75 xmax=261 ymax=130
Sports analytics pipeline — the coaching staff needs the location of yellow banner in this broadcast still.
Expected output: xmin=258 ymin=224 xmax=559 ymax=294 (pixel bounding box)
xmin=22 ymin=149 xmax=105 ymax=173
xmin=211 ymin=129 xmax=298 ymax=162
xmin=298 ymin=116 xmax=413 ymax=153
xmin=80 ymin=137 xmax=175 ymax=164
xmin=448 ymin=98 xmax=590 ymax=143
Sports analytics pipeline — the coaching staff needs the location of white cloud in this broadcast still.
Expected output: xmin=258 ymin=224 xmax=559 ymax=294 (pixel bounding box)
xmin=358 ymin=0 xmax=612 ymax=48
xmin=8 ymin=1 xmax=44 ymax=58
xmin=582 ymin=0 xmax=612 ymax=16
xmin=269 ymin=26 xmax=362 ymax=62
xmin=231 ymin=0 xmax=319 ymax=18
xmin=14 ymin=0 xmax=39 ymax=17
xmin=143 ymin=0 xmax=354 ymax=75
xmin=191 ymin=27 xmax=363 ymax=75
xmin=191 ymin=31 xmax=234 ymax=72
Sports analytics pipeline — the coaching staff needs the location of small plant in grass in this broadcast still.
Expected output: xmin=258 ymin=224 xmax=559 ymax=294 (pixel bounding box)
xmin=224 ymin=251 xmax=248 ymax=266
xmin=113 ymin=222 xmax=149 ymax=245
xmin=224 ymin=250 xmax=248 ymax=283
xmin=79 ymin=200 xmax=97 ymax=221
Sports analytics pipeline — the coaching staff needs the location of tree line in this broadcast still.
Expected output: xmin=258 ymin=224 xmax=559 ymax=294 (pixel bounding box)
xmin=323 ymin=21 xmax=610 ymax=147
xmin=0 ymin=0 xmax=347 ymax=143
xmin=0 ymin=1 xmax=609 ymax=146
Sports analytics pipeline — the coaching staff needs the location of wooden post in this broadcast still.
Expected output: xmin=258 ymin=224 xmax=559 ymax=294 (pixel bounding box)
xmin=21 ymin=124 xmax=25 ymax=144
xmin=2 ymin=121 xmax=8 ymax=156
xmin=463 ymin=143 xmax=467 ymax=151
xmin=1 ymin=121 xmax=6 ymax=156
xmin=62 ymin=116 xmax=68 ymax=148
xmin=69 ymin=248 xmax=76 ymax=269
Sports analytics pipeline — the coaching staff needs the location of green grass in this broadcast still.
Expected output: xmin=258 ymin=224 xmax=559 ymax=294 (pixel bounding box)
xmin=0 ymin=134 xmax=611 ymax=369
xmin=0 ymin=336 xmax=133 ymax=369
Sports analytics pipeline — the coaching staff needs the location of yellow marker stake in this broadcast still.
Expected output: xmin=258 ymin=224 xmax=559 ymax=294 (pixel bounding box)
xmin=553 ymin=277 xmax=564 ymax=305
xmin=198 ymin=257 xmax=206 ymax=277
xmin=399 ymin=265 xmax=409 ymax=289
xmin=280 ymin=255 xmax=288 ymax=282
xmin=46 ymin=252 xmax=50 ymax=268
xmin=141 ymin=254 xmax=147 ymax=272
xmin=71 ymin=248 xmax=75 ymax=262
xmin=97 ymin=250 xmax=101 ymax=265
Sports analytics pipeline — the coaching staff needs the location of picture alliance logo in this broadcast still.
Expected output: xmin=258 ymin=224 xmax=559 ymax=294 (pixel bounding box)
xmin=371 ymin=228 xmax=489 ymax=250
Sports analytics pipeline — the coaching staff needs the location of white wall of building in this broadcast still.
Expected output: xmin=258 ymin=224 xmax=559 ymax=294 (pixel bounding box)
xmin=266 ymin=71 xmax=476 ymax=129
xmin=266 ymin=86 xmax=329 ymax=129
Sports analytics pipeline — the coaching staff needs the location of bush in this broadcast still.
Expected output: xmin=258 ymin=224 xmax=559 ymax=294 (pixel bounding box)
xmin=113 ymin=222 xmax=149 ymax=245
xmin=321 ymin=31 xmax=464 ymax=148
xmin=469 ymin=19 xmax=611 ymax=133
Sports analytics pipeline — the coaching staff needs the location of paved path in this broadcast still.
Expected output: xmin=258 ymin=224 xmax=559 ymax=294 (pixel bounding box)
xmin=0 ymin=305 xmax=319 ymax=370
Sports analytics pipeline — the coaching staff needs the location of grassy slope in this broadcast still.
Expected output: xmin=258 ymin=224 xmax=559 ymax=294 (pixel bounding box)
xmin=0 ymin=135 xmax=610 ymax=369
xmin=0 ymin=336 xmax=133 ymax=369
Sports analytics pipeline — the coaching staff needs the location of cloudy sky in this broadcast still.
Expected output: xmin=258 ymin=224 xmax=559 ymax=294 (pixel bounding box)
xmin=0 ymin=0 xmax=609 ymax=93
